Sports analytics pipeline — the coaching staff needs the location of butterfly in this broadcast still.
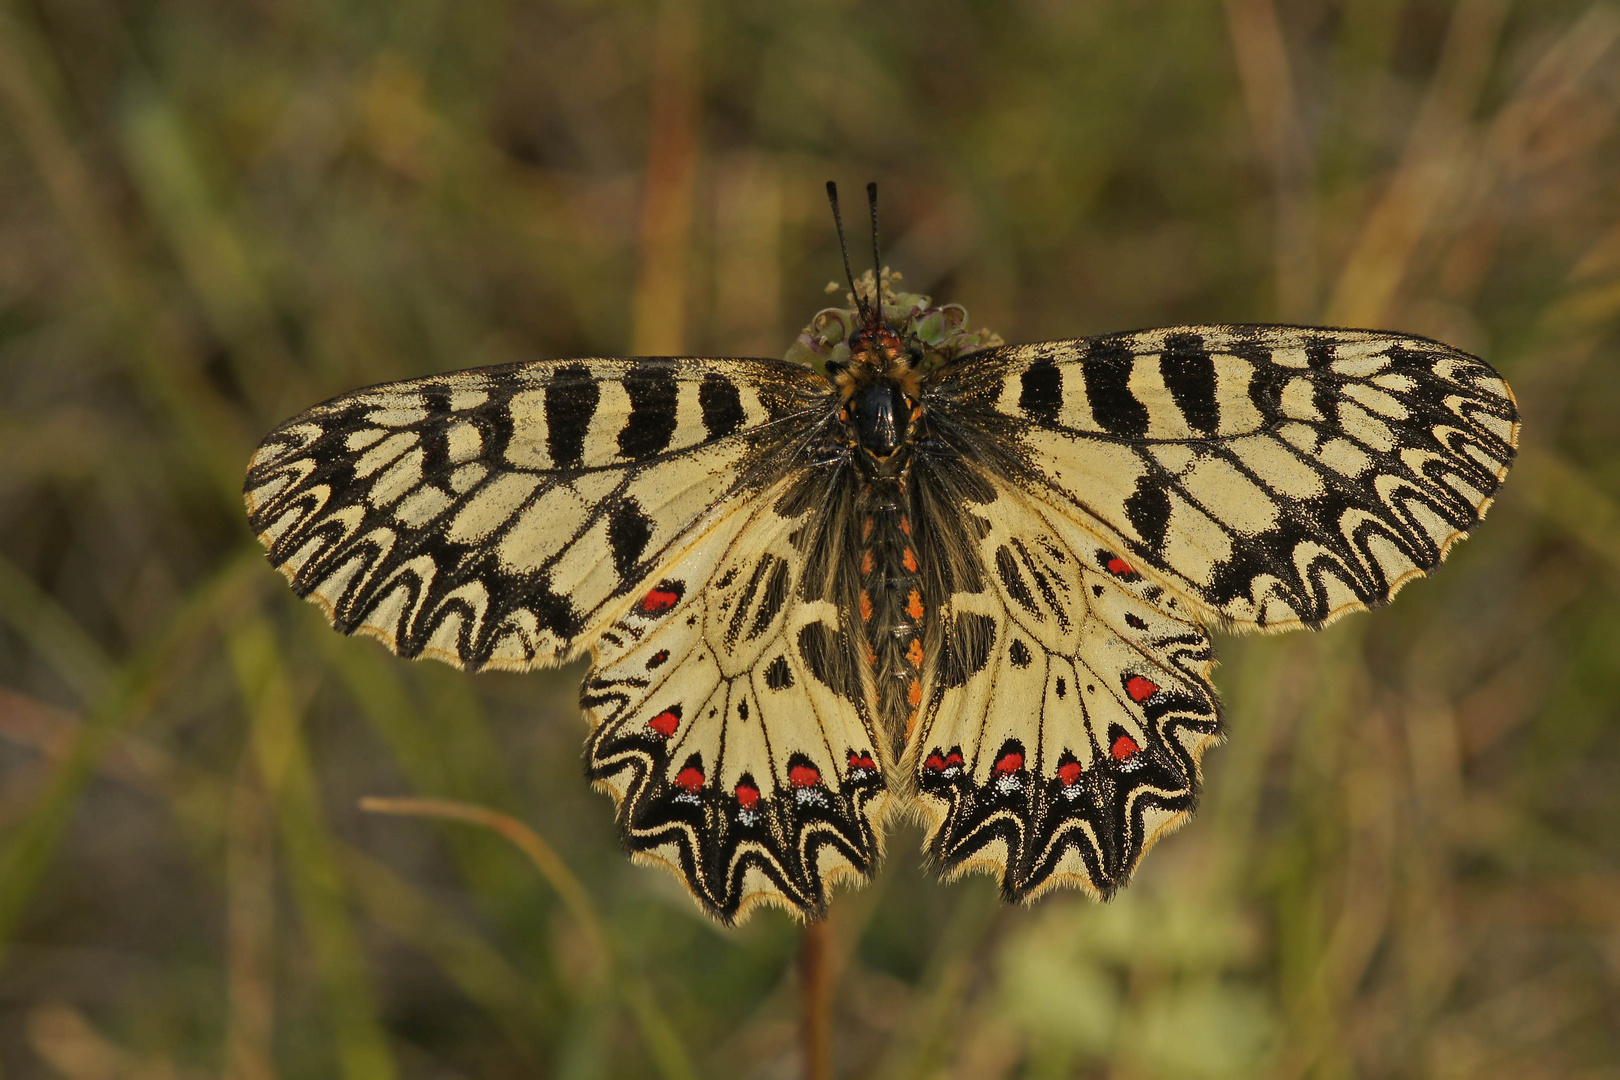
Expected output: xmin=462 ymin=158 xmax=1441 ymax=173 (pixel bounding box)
xmin=243 ymin=183 xmax=1519 ymax=923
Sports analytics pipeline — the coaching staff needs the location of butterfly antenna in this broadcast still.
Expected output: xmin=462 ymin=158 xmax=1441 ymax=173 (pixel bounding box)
xmin=826 ymin=181 xmax=869 ymax=322
xmin=866 ymin=182 xmax=882 ymax=325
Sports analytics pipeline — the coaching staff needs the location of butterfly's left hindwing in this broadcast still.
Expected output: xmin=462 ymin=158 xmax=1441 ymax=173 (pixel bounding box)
xmin=580 ymin=475 xmax=888 ymax=922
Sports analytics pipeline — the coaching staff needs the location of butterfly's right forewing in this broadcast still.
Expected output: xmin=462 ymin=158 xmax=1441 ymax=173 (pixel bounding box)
xmin=937 ymin=326 xmax=1518 ymax=633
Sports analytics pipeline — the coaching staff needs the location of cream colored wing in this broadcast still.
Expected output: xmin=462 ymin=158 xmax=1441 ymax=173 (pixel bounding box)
xmin=578 ymin=474 xmax=887 ymax=923
xmin=934 ymin=326 xmax=1519 ymax=632
xmin=243 ymin=357 xmax=829 ymax=670
xmin=908 ymin=473 xmax=1220 ymax=901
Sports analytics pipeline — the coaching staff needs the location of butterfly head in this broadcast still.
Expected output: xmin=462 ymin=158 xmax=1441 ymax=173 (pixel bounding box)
xmin=820 ymin=181 xmax=924 ymax=466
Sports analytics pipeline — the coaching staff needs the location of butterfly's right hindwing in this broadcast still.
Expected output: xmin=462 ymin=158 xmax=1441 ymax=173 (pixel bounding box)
xmin=907 ymin=473 xmax=1221 ymax=902
xmin=243 ymin=358 xmax=829 ymax=670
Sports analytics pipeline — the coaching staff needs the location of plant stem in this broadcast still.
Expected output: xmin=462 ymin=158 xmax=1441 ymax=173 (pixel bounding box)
xmin=802 ymin=919 xmax=831 ymax=1080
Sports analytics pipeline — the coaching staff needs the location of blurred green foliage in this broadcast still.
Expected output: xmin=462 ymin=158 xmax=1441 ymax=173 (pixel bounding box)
xmin=0 ymin=0 xmax=1617 ymax=1076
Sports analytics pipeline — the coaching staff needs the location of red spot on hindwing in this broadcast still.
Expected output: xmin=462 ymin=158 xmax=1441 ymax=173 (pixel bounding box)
xmin=1057 ymin=760 xmax=1083 ymax=785
xmin=924 ymin=752 xmax=946 ymax=772
xmin=638 ymin=581 xmax=684 ymax=614
xmin=734 ymin=781 xmax=760 ymax=809
xmin=789 ymin=763 xmax=821 ymax=788
xmin=848 ymin=751 xmax=877 ymax=772
xmin=1106 ymin=557 xmax=1136 ymax=577
xmin=647 ymin=706 xmax=681 ymax=738
xmin=1111 ymin=734 xmax=1140 ymax=760
xmin=675 ymin=764 xmax=705 ymax=791
xmin=993 ymin=751 xmax=1024 ymax=774
xmin=943 ymin=750 xmax=964 ymax=769
xmin=1125 ymin=675 xmax=1160 ymax=703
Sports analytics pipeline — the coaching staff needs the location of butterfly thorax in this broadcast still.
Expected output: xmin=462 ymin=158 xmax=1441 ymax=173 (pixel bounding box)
xmin=836 ymin=323 xmax=925 ymax=476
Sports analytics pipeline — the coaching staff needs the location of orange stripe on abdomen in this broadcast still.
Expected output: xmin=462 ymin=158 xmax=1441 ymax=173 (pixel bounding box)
xmin=857 ymin=487 xmax=929 ymax=753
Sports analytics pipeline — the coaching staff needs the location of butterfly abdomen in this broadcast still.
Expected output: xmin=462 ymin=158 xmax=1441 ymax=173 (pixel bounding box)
xmin=858 ymin=477 xmax=927 ymax=757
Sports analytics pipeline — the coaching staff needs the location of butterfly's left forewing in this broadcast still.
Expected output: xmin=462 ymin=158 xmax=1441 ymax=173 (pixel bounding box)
xmin=244 ymin=357 xmax=827 ymax=669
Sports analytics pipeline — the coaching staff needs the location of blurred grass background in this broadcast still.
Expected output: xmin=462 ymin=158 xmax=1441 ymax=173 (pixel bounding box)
xmin=0 ymin=0 xmax=1617 ymax=1076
